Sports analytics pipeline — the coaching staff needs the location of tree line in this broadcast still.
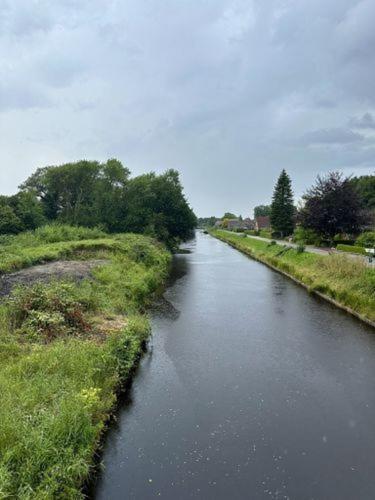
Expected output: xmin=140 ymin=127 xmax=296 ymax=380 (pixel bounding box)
xmin=0 ymin=159 xmax=197 ymax=245
xmin=265 ymin=170 xmax=374 ymax=241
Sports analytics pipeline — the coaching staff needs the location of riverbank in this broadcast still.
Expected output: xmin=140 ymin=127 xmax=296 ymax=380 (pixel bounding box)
xmin=0 ymin=226 xmax=170 ymax=498
xmin=210 ymin=229 xmax=375 ymax=326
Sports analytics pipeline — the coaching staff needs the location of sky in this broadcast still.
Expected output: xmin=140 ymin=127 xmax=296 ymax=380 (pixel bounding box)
xmin=0 ymin=0 xmax=375 ymax=218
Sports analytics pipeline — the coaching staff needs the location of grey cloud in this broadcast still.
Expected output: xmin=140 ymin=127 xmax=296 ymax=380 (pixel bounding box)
xmin=349 ymin=112 xmax=375 ymax=129
xmin=0 ymin=0 xmax=375 ymax=217
xmin=299 ymin=128 xmax=364 ymax=146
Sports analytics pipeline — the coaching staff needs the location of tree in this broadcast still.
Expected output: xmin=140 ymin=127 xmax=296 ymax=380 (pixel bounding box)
xmin=349 ymin=175 xmax=375 ymax=209
xmin=0 ymin=204 xmax=23 ymax=234
xmin=254 ymin=205 xmax=271 ymax=217
xmin=300 ymin=172 xmax=361 ymax=239
xmin=270 ymin=170 xmax=294 ymax=236
xmin=222 ymin=212 xmax=237 ymax=219
xmin=122 ymin=169 xmax=196 ymax=245
xmin=21 ymin=159 xmax=130 ymax=229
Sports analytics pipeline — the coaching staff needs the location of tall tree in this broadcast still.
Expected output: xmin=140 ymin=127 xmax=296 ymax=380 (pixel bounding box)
xmin=300 ymin=172 xmax=361 ymax=239
xmin=270 ymin=170 xmax=294 ymax=236
xmin=254 ymin=205 xmax=271 ymax=217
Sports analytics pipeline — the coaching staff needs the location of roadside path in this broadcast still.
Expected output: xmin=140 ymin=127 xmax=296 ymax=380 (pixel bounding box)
xmin=221 ymin=230 xmax=374 ymax=266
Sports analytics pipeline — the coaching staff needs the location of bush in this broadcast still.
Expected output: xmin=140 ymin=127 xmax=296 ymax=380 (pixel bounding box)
xmin=293 ymin=227 xmax=320 ymax=245
xmin=7 ymin=282 xmax=92 ymax=343
xmin=296 ymin=243 xmax=305 ymax=253
xmin=336 ymin=244 xmax=367 ymax=255
xmin=356 ymin=231 xmax=375 ymax=248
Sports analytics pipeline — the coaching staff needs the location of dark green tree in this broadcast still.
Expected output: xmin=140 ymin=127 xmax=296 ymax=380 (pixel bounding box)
xmin=300 ymin=172 xmax=361 ymax=239
xmin=270 ymin=170 xmax=295 ymax=236
xmin=0 ymin=204 xmax=23 ymax=234
xmin=254 ymin=205 xmax=271 ymax=217
xmin=222 ymin=212 xmax=237 ymax=219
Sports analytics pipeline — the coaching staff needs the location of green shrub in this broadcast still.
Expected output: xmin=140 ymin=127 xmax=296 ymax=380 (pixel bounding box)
xmin=296 ymin=243 xmax=305 ymax=253
xmin=356 ymin=231 xmax=375 ymax=248
xmin=293 ymin=227 xmax=320 ymax=245
xmin=336 ymin=244 xmax=367 ymax=255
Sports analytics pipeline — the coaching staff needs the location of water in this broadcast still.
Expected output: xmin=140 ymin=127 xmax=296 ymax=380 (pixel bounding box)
xmin=92 ymin=232 xmax=375 ymax=499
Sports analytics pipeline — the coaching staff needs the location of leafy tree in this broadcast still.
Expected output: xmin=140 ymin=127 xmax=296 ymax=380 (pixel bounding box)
xmin=10 ymin=192 xmax=46 ymax=230
xmin=21 ymin=159 xmax=130 ymax=229
xmin=254 ymin=205 xmax=271 ymax=217
xmin=0 ymin=204 xmax=23 ymax=234
xmin=349 ymin=175 xmax=375 ymax=209
xmin=300 ymin=172 xmax=361 ymax=239
xmin=222 ymin=212 xmax=237 ymax=219
xmin=270 ymin=170 xmax=295 ymax=236
xmin=122 ymin=169 xmax=196 ymax=245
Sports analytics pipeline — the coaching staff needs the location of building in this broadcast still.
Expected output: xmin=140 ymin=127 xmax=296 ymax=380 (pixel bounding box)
xmin=243 ymin=218 xmax=255 ymax=230
xmin=255 ymin=216 xmax=271 ymax=231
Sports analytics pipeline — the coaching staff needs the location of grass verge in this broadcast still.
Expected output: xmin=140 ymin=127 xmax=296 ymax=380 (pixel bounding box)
xmin=0 ymin=227 xmax=170 ymax=498
xmin=210 ymin=229 xmax=375 ymax=325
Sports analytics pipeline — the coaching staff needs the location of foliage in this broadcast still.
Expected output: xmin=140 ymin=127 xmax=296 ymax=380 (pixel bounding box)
xmin=349 ymin=175 xmax=375 ymax=209
xmin=296 ymin=243 xmax=305 ymax=253
xmin=0 ymin=231 xmax=170 ymax=498
xmin=122 ymin=169 xmax=196 ymax=246
xmin=0 ymin=205 xmax=23 ymax=234
xmin=300 ymin=172 xmax=361 ymax=239
xmin=336 ymin=244 xmax=367 ymax=255
xmin=356 ymin=231 xmax=375 ymax=248
xmin=293 ymin=227 xmax=321 ymax=245
xmin=197 ymin=216 xmax=219 ymax=227
xmin=20 ymin=160 xmax=196 ymax=244
xmin=254 ymin=205 xmax=271 ymax=217
xmin=222 ymin=212 xmax=237 ymax=219
xmin=0 ymin=193 xmax=46 ymax=235
xmin=212 ymin=229 xmax=375 ymax=323
xmin=270 ymin=170 xmax=295 ymax=237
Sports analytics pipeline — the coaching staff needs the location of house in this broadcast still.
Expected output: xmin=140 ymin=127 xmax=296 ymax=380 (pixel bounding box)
xmin=255 ymin=216 xmax=271 ymax=231
xmin=243 ymin=218 xmax=255 ymax=230
xmin=227 ymin=219 xmax=241 ymax=231
xmin=214 ymin=220 xmax=222 ymax=228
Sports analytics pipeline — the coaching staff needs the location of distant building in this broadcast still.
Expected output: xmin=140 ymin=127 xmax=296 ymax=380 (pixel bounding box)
xmin=243 ymin=218 xmax=255 ymax=230
xmin=227 ymin=219 xmax=241 ymax=231
xmin=214 ymin=220 xmax=223 ymax=228
xmin=255 ymin=216 xmax=271 ymax=231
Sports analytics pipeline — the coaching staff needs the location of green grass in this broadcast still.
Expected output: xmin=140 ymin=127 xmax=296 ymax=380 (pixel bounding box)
xmin=211 ymin=229 xmax=375 ymax=323
xmin=336 ymin=244 xmax=367 ymax=255
xmin=0 ymin=227 xmax=170 ymax=498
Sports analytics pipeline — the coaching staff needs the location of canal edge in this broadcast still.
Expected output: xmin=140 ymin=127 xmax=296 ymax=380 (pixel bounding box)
xmin=210 ymin=233 xmax=375 ymax=330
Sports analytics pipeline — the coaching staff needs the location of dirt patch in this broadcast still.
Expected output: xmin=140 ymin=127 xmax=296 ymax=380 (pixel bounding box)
xmin=0 ymin=259 xmax=108 ymax=298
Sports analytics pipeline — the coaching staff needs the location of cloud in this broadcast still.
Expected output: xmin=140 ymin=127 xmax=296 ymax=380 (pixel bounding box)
xmin=349 ymin=112 xmax=375 ymax=129
xmin=0 ymin=0 xmax=374 ymax=216
xmin=299 ymin=128 xmax=364 ymax=146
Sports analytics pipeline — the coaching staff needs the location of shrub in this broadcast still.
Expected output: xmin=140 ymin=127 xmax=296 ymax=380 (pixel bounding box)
xmin=7 ymin=282 xmax=91 ymax=342
xmin=293 ymin=227 xmax=320 ymax=245
xmin=296 ymin=243 xmax=305 ymax=253
xmin=336 ymin=244 xmax=367 ymax=255
xmin=356 ymin=231 xmax=375 ymax=248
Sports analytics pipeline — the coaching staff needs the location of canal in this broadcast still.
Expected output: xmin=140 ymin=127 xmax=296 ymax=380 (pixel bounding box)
xmin=93 ymin=231 xmax=375 ymax=499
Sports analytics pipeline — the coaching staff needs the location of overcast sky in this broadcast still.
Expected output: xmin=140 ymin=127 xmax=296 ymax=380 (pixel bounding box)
xmin=1 ymin=0 xmax=375 ymax=217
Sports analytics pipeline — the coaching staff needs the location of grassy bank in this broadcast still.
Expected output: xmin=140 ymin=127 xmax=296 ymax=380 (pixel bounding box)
xmin=210 ymin=230 xmax=375 ymax=325
xmin=0 ymin=226 xmax=170 ymax=498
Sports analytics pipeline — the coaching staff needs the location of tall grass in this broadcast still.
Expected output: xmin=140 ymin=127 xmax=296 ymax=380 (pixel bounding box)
xmin=211 ymin=229 xmax=375 ymax=323
xmin=0 ymin=228 xmax=170 ymax=498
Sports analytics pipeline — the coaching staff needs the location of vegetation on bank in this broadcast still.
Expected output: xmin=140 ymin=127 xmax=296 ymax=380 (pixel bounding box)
xmin=0 ymin=226 xmax=170 ymax=498
xmin=0 ymin=159 xmax=197 ymax=247
xmin=211 ymin=230 xmax=375 ymax=324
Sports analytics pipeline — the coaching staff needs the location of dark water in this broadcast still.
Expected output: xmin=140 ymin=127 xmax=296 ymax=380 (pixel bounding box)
xmin=93 ymin=232 xmax=375 ymax=500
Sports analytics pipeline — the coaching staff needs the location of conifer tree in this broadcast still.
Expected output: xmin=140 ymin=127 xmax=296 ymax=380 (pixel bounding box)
xmin=270 ymin=169 xmax=295 ymax=237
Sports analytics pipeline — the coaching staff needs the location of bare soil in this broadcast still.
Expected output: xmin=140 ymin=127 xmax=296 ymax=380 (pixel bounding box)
xmin=0 ymin=259 xmax=108 ymax=298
